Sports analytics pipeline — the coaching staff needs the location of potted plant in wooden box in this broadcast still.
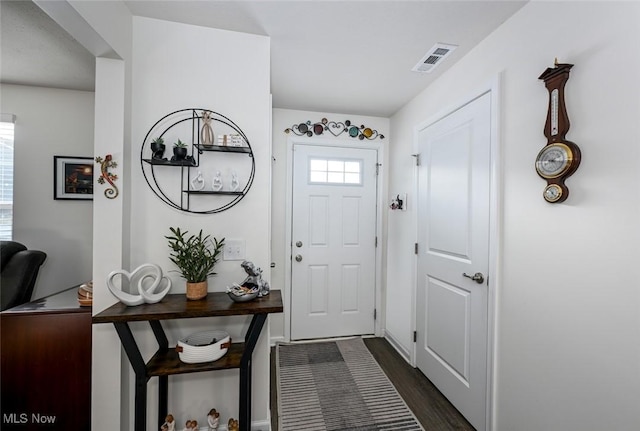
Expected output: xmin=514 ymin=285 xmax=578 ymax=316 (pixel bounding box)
xmin=166 ymin=227 xmax=225 ymax=300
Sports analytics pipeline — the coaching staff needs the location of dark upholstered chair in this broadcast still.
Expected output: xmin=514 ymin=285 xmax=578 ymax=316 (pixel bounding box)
xmin=1 ymin=241 xmax=47 ymax=311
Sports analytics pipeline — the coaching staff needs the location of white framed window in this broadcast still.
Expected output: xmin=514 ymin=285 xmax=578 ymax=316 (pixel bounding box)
xmin=0 ymin=114 xmax=15 ymax=241
xmin=309 ymin=157 xmax=362 ymax=185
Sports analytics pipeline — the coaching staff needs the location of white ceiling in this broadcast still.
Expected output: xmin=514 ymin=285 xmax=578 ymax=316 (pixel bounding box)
xmin=0 ymin=0 xmax=96 ymax=93
xmin=1 ymin=0 xmax=527 ymax=117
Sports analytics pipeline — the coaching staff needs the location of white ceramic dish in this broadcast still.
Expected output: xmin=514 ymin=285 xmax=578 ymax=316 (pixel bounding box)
xmin=175 ymin=330 xmax=231 ymax=364
xmin=226 ymin=284 xmax=259 ymax=302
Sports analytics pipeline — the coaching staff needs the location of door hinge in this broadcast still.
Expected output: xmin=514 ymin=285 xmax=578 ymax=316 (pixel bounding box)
xmin=375 ymin=236 xmax=378 ymax=247
xmin=375 ymin=163 xmax=381 ymax=175
xmin=413 ymin=331 xmax=417 ymax=342
xmin=374 ymin=309 xmax=377 ymax=320
xmin=414 ymin=243 xmax=418 ymax=254
xmin=412 ymin=154 xmax=420 ymax=166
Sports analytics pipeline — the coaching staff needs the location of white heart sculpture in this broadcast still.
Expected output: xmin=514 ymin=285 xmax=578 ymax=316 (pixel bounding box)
xmin=107 ymin=263 xmax=171 ymax=306
xmin=139 ymin=273 xmax=172 ymax=304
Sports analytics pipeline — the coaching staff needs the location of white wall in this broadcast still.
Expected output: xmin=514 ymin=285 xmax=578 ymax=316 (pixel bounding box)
xmin=33 ymin=3 xmax=133 ymax=431
xmin=384 ymin=108 xmax=415 ymax=356
xmin=91 ymin=57 xmax=126 ymax=431
xmin=388 ymin=2 xmax=640 ymax=430
xmin=128 ymin=16 xmax=271 ymax=429
xmin=270 ymin=108 xmax=390 ymax=341
xmin=1 ymin=84 xmax=94 ymax=299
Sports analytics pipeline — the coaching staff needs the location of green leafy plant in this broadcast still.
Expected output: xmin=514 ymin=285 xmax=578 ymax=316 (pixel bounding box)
xmin=173 ymin=139 xmax=187 ymax=148
xmin=151 ymin=136 xmax=164 ymax=145
xmin=166 ymin=227 xmax=225 ymax=283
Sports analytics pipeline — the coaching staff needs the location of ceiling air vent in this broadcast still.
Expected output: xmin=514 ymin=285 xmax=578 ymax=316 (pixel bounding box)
xmin=411 ymin=43 xmax=458 ymax=73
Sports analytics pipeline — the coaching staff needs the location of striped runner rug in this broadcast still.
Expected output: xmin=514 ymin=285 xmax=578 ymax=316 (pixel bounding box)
xmin=276 ymin=338 xmax=425 ymax=431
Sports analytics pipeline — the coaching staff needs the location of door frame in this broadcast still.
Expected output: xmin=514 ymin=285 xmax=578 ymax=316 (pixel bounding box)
xmin=284 ymin=136 xmax=386 ymax=342
xmin=412 ymin=76 xmax=501 ymax=431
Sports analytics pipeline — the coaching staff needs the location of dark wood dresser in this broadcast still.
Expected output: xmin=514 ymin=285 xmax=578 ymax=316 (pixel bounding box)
xmin=1 ymin=287 xmax=91 ymax=429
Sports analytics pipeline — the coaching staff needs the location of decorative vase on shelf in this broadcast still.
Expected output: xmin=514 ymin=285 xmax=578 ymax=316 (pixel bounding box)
xmin=186 ymin=281 xmax=208 ymax=301
xmin=201 ymin=111 xmax=214 ymax=147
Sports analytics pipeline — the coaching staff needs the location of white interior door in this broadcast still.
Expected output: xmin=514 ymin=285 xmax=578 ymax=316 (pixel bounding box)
xmin=416 ymin=92 xmax=491 ymax=431
xmin=291 ymin=144 xmax=378 ymax=340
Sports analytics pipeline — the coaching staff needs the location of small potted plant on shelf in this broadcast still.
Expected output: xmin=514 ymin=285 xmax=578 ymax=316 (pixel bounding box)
xmin=166 ymin=227 xmax=225 ymax=300
xmin=172 ymin=139 xmax=188 ymax=161
xmin=151 ymin=137 xmax=166 ymax=160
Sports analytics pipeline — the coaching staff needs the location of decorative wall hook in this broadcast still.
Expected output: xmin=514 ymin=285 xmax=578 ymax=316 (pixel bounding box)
xmin=390 ymin=193 xmax=406 ymax=211
xmin=95 ymin=154 xmax=119 ymax=199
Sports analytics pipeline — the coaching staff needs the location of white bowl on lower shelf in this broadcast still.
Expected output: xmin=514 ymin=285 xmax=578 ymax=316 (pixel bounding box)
xmin=175 ymin=330 xmax=231 ymax=364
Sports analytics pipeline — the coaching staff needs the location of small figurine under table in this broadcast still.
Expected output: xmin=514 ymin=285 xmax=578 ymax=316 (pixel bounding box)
xmin=161 ymin=414 xmax=175 ymax=431
xmin=228 ymin=418 xmax=239 ymax=431
xmin=207 ymin=408 xmax=220 ymax=431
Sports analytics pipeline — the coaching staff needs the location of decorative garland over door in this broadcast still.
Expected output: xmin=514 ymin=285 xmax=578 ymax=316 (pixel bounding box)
xmin=285 ymin=117 xmax=385 ymax=140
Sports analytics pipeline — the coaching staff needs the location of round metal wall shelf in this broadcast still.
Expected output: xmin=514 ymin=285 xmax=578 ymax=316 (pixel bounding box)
xmin=140 ymin=108 xmax=255 ymax=214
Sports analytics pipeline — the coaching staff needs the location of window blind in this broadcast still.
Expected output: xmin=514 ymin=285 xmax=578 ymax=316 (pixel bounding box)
xmin=0 ymin=114 xmax=16 ymax=240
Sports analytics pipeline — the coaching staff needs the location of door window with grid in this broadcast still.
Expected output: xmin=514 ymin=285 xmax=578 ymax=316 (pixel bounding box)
xmin=308 ymin=158 xmax=362 ymax=185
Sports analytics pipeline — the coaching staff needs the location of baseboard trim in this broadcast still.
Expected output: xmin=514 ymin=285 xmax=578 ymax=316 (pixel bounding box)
xmin=384 ymin=331 xmax=412 ymax=364
xmin=251 ymin=419 xmax=270 ymax=430
xmin=270 ymin=335 xmax=285 ymax=346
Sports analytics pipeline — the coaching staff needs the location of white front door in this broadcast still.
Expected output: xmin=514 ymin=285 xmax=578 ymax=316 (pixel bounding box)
xmin=416 ymin=92 xmax=491 ymax=431
xmin=291 ymin=144 xmax=378 ymax=340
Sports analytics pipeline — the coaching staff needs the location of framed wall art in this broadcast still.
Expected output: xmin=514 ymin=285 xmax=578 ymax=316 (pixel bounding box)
xmin=53 ymin=156 xmax=94 ymax=200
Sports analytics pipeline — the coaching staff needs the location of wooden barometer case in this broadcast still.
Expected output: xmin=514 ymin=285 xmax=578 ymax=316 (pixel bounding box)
xmin=535 ymin=61 xmax=581 ymax=203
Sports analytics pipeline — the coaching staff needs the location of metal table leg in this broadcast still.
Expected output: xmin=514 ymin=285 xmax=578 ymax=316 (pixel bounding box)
xmin=239 ymin=313 xmax=267 ymax=431
xmin=150 ymin=321 xmax=169 ymax=429
xmin=114 ymin=322 xmax=149 ymax=431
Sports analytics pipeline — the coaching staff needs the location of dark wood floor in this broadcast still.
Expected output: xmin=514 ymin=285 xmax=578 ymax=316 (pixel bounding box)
xmin=270 ymin=337 xmax=475 ymax=430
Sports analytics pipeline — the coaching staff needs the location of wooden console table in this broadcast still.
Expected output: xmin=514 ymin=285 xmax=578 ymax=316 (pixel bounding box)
xmin=93 ymin=291 xmax=282 ymax=431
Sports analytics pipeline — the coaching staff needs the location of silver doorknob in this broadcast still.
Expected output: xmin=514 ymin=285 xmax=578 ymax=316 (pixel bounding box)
xmin=463 ymin=272 xmax=484 ymax=284
xmin=296 ymin=241 xmax=303 ymax=247
xmin=295 ymin=254 xmax=303 ymax=262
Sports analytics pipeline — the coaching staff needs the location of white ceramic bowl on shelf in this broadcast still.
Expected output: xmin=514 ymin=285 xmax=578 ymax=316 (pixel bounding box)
xmin=175 ymin=330 xmax=231 ymax=364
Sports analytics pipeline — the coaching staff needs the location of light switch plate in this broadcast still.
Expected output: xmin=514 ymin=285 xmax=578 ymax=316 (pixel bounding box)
xmin=223 ymin=239 xmax=245 ymax=261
